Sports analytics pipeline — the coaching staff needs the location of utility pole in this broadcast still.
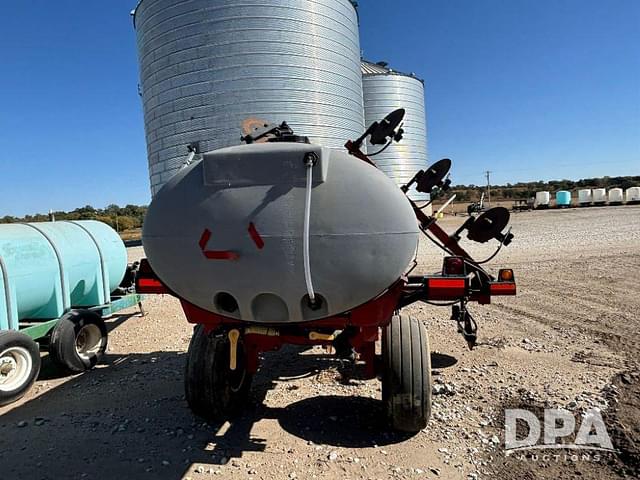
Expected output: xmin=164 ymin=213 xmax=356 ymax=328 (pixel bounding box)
xmin=484 ymin=171 xmax=492 ymax=207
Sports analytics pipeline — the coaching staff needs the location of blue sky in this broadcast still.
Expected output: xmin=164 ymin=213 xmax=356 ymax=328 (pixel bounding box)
xmin=1 ymin=0 xmax=638 ymax=216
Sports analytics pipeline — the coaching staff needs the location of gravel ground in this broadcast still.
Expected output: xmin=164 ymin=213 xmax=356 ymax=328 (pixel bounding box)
xmin=0 ymin=205 xmax=638 ymax=480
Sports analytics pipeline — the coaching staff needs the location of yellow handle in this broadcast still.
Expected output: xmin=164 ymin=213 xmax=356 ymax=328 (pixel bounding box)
xmin=309 ymin=331 xmax=335 ymax=341
xmin=228 ymin=329 xmax=240 ymax=370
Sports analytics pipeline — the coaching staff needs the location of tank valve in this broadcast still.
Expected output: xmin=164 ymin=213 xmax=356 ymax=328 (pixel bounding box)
xmin=228 ymin=329 xmax=240 ymax=370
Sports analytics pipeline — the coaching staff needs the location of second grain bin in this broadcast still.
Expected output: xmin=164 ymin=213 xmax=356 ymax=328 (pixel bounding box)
xmin=133 ymin=0 xmax=365 ymax=196
xmin=362 ymin=60 xmax=429 ymax=202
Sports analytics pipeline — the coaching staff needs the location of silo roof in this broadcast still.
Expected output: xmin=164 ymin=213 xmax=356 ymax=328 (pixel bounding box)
xmin=131 ymin=0 xmax=360 ymax=28
xmin=361 ymin=59 xmax=424 ymax=83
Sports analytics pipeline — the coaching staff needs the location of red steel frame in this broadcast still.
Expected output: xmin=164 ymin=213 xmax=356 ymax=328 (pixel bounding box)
xmin=179 ymin=280 xmax=405 ymax=377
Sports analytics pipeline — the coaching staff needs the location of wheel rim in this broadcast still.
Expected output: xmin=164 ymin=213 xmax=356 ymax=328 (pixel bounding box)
xmin=75 ymin=324 xmax=103 ymax=360
xmin=0 ymin=346 xmax=33 ymax=392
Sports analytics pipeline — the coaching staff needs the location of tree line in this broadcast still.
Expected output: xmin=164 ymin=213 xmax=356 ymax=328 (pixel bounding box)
xmin=0 ymin=204 xmax=147 ymax=232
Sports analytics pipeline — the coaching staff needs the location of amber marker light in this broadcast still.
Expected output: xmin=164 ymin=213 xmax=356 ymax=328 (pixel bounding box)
xmin=498 ymin=269 xmax=514 ymax=282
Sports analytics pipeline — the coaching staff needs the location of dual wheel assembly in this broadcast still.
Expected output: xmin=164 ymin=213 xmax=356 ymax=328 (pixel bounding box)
xmin=0 ymin=309 xmax=108 ymax=406
xmin=185 ymin=314 xmax=431 ymax=432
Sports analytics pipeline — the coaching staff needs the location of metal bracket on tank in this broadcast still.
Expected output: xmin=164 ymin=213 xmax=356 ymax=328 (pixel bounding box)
xmin=241 ymin=121 xmax=309 ymax=145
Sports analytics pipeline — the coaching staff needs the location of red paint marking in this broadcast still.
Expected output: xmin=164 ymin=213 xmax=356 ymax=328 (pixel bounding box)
xmin=247 ymin=222 xmax=265 ymax=249
xmin=199 ymin=228 xmax=211 ymax=251
xmin=204 ymin=250 xmax=240 ymax=260
xmin=198 ymin=228 xmax=239 ymax=261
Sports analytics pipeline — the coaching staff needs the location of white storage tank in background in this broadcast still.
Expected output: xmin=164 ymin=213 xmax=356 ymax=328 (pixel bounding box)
xmin=535 ymin=191 xmax=550 ymax=208
xmin=361 ymin=60 xmax=429 ymax=202
xmin=578 ymin=189 xmax=592 ymax=205
xmin=608 ymin=188 xmax=624 ymax=204
xmin=133 ymin=0 xmax=365 ymax=196
xmin=593 ymin=188 xmax=607 ymax=204
xmin=626 ymin=187 xmax=640 ymax=203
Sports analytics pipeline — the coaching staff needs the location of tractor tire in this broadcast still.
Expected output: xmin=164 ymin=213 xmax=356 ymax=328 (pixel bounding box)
xmin=382 ymin=314 xmax=432 ymax=432
xmin=0 ymin=330 xmax=41 ymax=406
xmin=49 ymin=309 xmax=108 ymax=373
xmin=185 ymin=325 xmax=252 ymax=422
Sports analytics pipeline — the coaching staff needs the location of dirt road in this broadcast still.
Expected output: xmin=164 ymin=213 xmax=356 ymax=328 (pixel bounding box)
xmin=0 ymin=205 xmax=638 ymax=479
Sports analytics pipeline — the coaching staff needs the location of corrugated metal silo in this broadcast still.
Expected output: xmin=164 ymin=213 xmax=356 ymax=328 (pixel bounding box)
xmin=361 ymin=60 xmax=429 ymax=201
xmin=133 ymin=0 xmax=364 ymax=196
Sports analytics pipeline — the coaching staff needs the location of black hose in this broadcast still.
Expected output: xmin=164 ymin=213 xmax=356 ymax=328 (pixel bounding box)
xmin=367 ymin=140 xmax=393 ymax=156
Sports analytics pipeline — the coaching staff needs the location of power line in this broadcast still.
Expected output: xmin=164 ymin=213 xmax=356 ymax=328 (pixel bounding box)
xmin=484 ymin=170 xmax=492 ymax=206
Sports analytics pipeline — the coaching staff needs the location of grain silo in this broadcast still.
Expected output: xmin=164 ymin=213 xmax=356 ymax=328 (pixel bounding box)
xmin=132 ymin=0 xmax=365 ymax=196
xmin=361 ymin=60 xmax=429 ymax=202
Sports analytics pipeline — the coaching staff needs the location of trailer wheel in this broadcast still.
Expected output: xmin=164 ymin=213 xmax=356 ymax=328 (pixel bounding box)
xmin=0 ymin=331 xmax=41 ymax=406
xmin=382 ymin=314 xmax=432 ymax=432
xmin=49 ymin=310 xmax=108 ymax=373
xmin=185 ymin=325 xmax=252 ymax=422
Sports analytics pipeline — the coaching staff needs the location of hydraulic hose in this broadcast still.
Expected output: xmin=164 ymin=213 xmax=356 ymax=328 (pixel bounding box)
xmin=303 ymin=155 xmax=316 ymax=305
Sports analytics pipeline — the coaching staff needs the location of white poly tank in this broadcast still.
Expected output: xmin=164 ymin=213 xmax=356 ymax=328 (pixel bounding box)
xmin=535 ymin=191 xmax=550 ymax=206
xmin=609 ymin=188 xmax=624 ymax=203
xmin=626 ymin=187 xmax=640 ymax=202
xmin=578 ymin=189 xmax=592 ymax=204
xmin=593 ymin=188 xmax=607 ymax=203
xmin=133 ymin=0 xmax=364 ymax=196
xmin=143 ymin=141 xmax=419 ymax=324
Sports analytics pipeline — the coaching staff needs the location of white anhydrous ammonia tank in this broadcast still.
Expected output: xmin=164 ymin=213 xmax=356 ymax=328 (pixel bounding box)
xmin=535 ymin=191 xmax=550 ymax=206
xmin=593 ymin=188 xmax=607 ymax=203
xmin=578 ymin=189 xmax=592 ymax=204
xmin=133 ymin=0 xmax=364 ymax=196
xmin=609 ymin=188 xmax=624 ymax=203
xmin=626 ymin=187 xmax=640 ymax=202
xmin=143 ymin=142 xmax=419 ymax=324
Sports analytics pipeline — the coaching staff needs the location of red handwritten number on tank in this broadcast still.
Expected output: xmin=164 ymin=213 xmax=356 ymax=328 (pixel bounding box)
xmin=198 ymin=228 xmax=240 ymax=260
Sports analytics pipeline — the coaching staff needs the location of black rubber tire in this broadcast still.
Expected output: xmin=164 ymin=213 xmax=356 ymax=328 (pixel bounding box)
xmin=0 ymin=330 xmax=41 ymax=406
xmin=49 ymin=309 xmax=108 ymax=373
xmin=185 ymin=325 xmax=253 ymax=422
xmin=382 ymin=314 xmax=432 ymax=432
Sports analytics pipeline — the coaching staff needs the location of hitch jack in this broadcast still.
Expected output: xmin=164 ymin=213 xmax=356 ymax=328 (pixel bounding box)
xmin=451 ymin=302 xmax=478 ymax=350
